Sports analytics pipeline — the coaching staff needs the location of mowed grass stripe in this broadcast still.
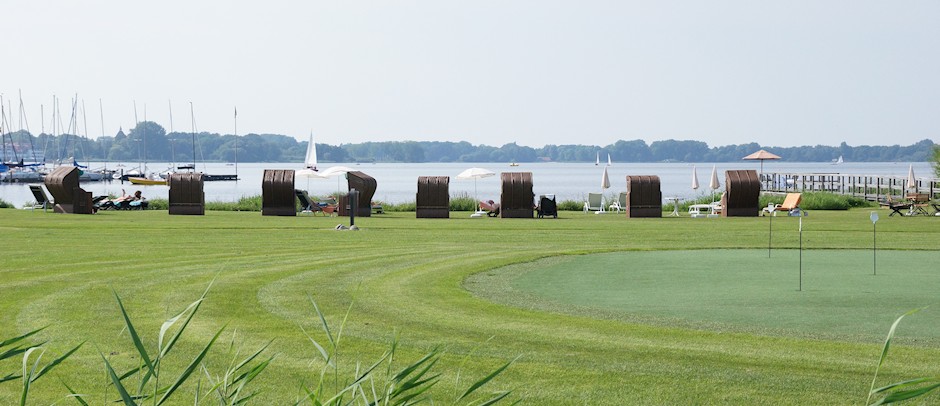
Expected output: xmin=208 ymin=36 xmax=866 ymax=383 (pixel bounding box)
xmin=1 ymin=209 xmax=939 ymax=404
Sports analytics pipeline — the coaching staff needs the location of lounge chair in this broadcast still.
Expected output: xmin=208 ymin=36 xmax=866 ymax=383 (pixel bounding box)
xmin=295 ymin=189 xmax=320 ymax=215
xmin=608 ymin=192 xmax=627 ymax=213
xmin=883 ymin=195 xmax=911 ymax=217
xmin=295 ymin=189 xmax=336 ymax=216
xmin=28 ymin=184 xmax=52 ymax=211
xmin=583 ymin=193 xmax=604 ymax=213
xmin=762 ymin=193 xmax=803 ymax=216
xmin=537 ymin=194 xmax=557 ymax=219
xmin=479 ymin=200 xmax=500 ymax=217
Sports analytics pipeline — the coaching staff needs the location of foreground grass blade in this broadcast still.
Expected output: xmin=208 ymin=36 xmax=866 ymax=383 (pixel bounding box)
xmin=113 ymin=290 xmax=156 ymax=378
xmin=63 ymin=381 xmax=90 ymax=406
xmin=0 ymin=327 xmax=46 ymax=357
xmin=156 ymin=325 xmax=226 ymax=405
xmin=458 ymin=356 xmax=519 ymax=401
xmin=867 ymin=308 xmax=926 ymax=405
xmin=31 ymin=341 xmax=84 ymax=382
xmin=101 ymin=352 xmax=137 ymax=406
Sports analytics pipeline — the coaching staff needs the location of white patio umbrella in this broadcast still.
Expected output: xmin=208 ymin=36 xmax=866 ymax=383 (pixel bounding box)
xmin=691 ymin=165 xmax=700 ymax=191
xmin=907 ymin=164 xmax=917 ymax=191
xmin=601 ymin=166 xmax=611 ymax=190
xmin=709 ymin=165 xmax=720 ymax=191
xmin=456 ymin=167 xmax=496 ymax=204
xmin=306 ymin=165 xmax=356 ymax=194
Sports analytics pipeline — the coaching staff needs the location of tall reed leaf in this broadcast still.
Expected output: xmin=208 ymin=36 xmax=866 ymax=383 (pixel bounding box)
xmin=867 ymin=308 xmax=935 ymax=405
xmin=101 ymin=352 xmax=138 ymax=406
xmin=457 ymin=356 xmax=518 ymax=402
xmin=112 ymin=290 xmax=156 ymax=378
xmin=156 ymin=325 xmax=226 ymax=405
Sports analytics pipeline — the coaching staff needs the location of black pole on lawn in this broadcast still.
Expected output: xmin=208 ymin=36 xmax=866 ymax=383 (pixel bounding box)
xmin=799 ymin=216 xmax=803 ymax=292
xmin=768 ymin=212 xmax=773 ymax=258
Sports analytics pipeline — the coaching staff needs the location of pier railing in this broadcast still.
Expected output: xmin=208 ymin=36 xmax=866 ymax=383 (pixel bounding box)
xmin=760 ymin=172 xmax=939 ymax=201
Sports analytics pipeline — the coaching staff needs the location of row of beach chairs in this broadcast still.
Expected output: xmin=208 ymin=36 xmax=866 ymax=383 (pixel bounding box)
xmin=35 ymin=167 xmax=784 ymax=219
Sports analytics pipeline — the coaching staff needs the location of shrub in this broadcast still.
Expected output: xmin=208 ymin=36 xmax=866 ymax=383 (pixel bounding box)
xmin=0 ymin=198 xmax=13 ymax=208
xmin=557 ymin=199 xmax=583 ymax=211
xmin=759 ymin=192 xmax=877 ymax=211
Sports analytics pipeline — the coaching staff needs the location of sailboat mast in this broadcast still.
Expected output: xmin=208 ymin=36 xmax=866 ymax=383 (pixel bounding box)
xmin=234 ymin=106 xmax=238 ymax=179
xmin=189 ymin=102 xmax=196 ymax=170
xmin=168 ymin=100 xmax=175 ymax=168
xmin=99 ymin=99 xmax=107 ymax=171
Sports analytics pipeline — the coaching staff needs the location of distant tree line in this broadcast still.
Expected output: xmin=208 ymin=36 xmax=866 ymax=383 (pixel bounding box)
xmin=1 ymin=121 xmax=936 ymax=164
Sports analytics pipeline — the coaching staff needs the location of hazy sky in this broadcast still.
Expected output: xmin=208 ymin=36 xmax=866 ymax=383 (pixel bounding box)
xmin=4 ymin=1 xmax=938 ymax=148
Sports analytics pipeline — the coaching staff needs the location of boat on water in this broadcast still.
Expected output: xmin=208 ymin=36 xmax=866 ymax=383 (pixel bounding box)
xmin=831 ymin=155 xmax=844 ymax=165
xmin=595 ymin=152 xmax=600 ymax=166
xmin=128 ymin=176 xmax=167 ymax=185
xmin=607 ymin=153 xmax=612 ymax=166
xmin=509 ymin=162 xmax=520 ymax=167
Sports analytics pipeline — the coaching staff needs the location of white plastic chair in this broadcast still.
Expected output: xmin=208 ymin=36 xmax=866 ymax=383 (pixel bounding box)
xmin=583 ymin=193 xmax=604 ymax=213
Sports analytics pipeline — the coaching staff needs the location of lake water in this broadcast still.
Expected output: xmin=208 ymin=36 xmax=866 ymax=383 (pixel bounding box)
xmin=0 ymin=161 xmax=934 ymax=208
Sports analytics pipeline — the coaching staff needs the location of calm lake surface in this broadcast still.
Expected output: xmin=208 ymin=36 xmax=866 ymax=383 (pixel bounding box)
xmin=1 ymin=161 xmax=934 ymax=208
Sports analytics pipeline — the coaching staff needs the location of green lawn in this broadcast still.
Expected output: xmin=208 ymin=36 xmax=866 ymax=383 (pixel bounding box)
xmin=1 ymin=208 xmax=939 ymax=404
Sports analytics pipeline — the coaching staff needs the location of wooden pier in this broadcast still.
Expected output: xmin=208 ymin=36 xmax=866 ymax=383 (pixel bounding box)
xmin=760 ymin=172 xmax=939 ymax=201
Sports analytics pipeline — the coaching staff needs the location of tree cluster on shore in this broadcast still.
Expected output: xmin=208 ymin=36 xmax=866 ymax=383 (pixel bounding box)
xmin=1 ymin=121 xmax=935 ymax=164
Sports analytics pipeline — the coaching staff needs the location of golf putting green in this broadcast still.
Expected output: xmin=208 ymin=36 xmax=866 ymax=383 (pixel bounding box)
xmin=468 ymin=249 xmax=940 ymax=342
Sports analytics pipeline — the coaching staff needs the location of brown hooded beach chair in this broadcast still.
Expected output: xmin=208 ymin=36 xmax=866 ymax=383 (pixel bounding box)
xmin=416 ymin=176 xmax=450 ymax=218
xmin=625 ymin=175 xmax=662 ymax=218
xmin=262 ymin=169 xmax=296 ymax=216
xmin=168 ymin=172 xmax=205 ymax=215
xmin=720 ymin=170 xmax=760 ymax=217
xmin=499 ymin=172 xmax=534 ymax=218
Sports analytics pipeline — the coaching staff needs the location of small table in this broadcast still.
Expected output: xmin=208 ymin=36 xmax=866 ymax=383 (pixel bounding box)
xmin=665 ymin=197 xmax=681 ymax=217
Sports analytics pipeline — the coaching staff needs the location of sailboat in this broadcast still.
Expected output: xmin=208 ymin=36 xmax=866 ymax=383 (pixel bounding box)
xmin=595 ymin=152 xmax=600 ymax=166
xmin=304 ymin=132 xmax=317 ymax=171
xmin=831 ymin=155 xmax=843 ymax=165
xmin=607 ymin=153 xmax=612 ymax=166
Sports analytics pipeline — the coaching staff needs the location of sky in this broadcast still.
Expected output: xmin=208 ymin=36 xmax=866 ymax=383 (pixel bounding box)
xmin=4 ymin=1 xmax=939 ymax=148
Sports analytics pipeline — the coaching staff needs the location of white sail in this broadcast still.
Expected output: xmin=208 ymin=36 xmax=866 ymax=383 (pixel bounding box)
xmin=304 ymin=133 xmax=318 ymax=170
xmin=607 ymin=153 xmax=612 ymax=166
xmin=595 ymin=152 xmax=599 ymax=166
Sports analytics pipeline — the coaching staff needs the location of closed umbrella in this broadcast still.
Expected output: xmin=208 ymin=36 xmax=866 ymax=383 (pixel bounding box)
xmin=601 ymin=166 xmax=610 ymax=190
xmin=457 ymin=167 xmax=496 ymax=207
xmin=709 ymin=165 xmax=720 ymax=191
xmin=907 ymin=164 xmax=917 ymax=192
xmin=691 ymin=165 xmax=699 ymax=191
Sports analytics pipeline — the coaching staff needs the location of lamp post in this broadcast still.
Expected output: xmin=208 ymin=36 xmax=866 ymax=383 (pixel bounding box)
xmin=870 ymin=211 xmax=879 ymax=275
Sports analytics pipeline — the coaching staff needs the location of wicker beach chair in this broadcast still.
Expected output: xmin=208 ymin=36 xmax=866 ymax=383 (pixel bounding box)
xmin=625 ymin=175 xmax=662 ymax=218
xmin=499 ymin=172 xmax=534 ymax=218
xmin=262 ymin=169 xmax=296 ymax=216
xmin=720 ymin=170 xmax=761 ymax=217
xmin=416 ymin=176 xmax=450 ymax=218
xmin=168 ymin=172 xmax=205 ymax=215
